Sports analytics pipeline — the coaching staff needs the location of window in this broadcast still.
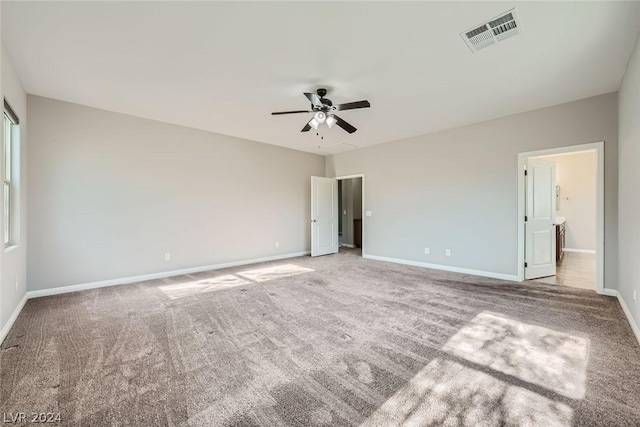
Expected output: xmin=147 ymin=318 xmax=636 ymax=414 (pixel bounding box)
xmin=3 ymin=100 xmax=19 ymax=247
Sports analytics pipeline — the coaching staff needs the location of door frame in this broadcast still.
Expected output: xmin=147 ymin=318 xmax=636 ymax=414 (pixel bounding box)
xmin=517 ymin=141 xmax=604 ymax=294
xmin=335 ymin=174 xmax=365 ymax=256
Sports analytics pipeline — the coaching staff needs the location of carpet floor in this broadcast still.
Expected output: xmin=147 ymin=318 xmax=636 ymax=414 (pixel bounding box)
xmin=1 ymin=249 xmax=639 ymax=426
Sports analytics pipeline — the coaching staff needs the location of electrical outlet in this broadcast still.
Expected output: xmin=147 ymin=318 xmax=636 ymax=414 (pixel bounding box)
xmin=164 ymin=252 xmax=171 ymax=261
xmin=275 ymin=242 xmax=279 ymax=248
xmin=343 ymin=210 xmax=347 ymax=215
xmin=424 ymin=248 xmax=430 ymax=255
xmin=445 ymin=249 xmax=451 ymax=256
xmin=15 ymin=279 xmax=18 ymax=292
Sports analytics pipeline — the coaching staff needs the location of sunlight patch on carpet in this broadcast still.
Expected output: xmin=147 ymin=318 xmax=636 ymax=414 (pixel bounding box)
xmin=158 ymin=264 xmax=314 ymax=299
xmin=159 ymin=275 xmax=251 ymax=299
xmin=442 ymin=311 xmax=589 ymax=399
xmin=359 ymin=358 xmax=573 ymax=427
xmin=236 ymin=264 xmax=314 ymax=283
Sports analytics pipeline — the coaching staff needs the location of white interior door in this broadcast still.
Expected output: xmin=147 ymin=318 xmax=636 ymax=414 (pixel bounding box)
xmin=311 ymin=176 xmax=338 ymax=257
xmin=525 ymin=158 xmax=557 ymax=279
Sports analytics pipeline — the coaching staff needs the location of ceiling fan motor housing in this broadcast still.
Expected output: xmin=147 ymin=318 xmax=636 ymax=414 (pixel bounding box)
xmin=271 ymin=88 xmax=370 ymax=134
xmin=312 ymin=102 xmax=333 ymax=112
xmin=312 ymin=88 xmax=333 ymax=111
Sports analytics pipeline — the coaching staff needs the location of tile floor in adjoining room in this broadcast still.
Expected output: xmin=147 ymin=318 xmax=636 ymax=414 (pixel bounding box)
xmin=532 ymin=252 xmax=596 ymax=290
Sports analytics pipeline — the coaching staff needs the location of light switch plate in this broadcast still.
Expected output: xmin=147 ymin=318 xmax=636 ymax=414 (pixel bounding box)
xmin=365 ymin=211 xmax=372 ymax=217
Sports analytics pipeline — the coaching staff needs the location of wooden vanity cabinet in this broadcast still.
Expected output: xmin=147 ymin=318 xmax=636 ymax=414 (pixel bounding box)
xmin=556 ymin=222 xmax=566 ymax=263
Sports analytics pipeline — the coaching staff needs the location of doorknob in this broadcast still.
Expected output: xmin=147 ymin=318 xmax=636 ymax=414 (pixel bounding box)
xmin=311 ymin=219 xmax=318 ymax=223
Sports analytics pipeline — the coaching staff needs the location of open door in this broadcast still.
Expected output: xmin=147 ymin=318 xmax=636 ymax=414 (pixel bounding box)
xmin=311 ymin=176 xmax=338 ymax=257
xmin=525 ymin=158 xmax=556 ymax=279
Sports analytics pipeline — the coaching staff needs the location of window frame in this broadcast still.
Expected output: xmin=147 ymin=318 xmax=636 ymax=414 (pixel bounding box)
xmin=3 ymin=99 xmax=19 ymax=248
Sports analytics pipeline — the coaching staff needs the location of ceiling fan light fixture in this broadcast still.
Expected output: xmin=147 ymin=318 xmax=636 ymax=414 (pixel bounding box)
xmin=272 ymin=89 xmax=370 ymax=134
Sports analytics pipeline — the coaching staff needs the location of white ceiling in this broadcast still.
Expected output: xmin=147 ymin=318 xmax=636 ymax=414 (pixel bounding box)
xmin=3 ymin=1 xmax=640 ymax=155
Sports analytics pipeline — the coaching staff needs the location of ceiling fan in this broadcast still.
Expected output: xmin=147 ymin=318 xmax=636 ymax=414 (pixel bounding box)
xmin=271 ymin=88 xmax=370 ymax=134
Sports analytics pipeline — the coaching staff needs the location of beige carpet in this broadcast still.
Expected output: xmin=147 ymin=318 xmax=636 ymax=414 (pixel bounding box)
xmin=1 ymin=249 xmax=639 ymax=426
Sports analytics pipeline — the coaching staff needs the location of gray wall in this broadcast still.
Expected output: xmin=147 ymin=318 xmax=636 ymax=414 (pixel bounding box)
xmin=326 ymin=93 xmax=618 ymax=286
xmin=0 ymin=45 xmax=28 ymax=339
xmin=27 ymin=96 xmax=324 ymax=291
xmin=618 ymin=34 xmax=640 ymax=330
xmin=543 ymin=151 xmax=596 ymax=251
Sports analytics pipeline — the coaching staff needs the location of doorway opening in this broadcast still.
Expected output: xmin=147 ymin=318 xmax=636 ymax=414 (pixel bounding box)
xmin=517 ymin=142 xmax=604 ymax=294
xmin=310 ymin=174 xmax=365 ymax=258
xmin=337 ymin=175 xmax=364 ymax=257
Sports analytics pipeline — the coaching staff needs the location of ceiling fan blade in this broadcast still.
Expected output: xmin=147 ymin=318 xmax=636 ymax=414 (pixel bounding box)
xmin=334 ymin=115 xmax=357 ymax=134
xmin=304 ymin=92 xmax=323 ymax=107
xmin=334 ymin=100 xmax=371 ymax=111
xmin=301 ymin=122 xmax=312 ymax=132
xmin=271 ymin=110 xmax=312 ymax=115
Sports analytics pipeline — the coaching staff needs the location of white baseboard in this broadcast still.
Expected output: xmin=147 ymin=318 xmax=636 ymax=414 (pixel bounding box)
xmin=340 ymin=243 xmax=356 ymax=248
xmin=363 ymin=254 xmax=520 ymax=282
xmin=563 ymin=248 xmax=596 ymax=254
xmin=602 ymin=289 xmax=640 ymax=346
xmin=0 ymin=293 xmax=27 ymax=345
xmin=27 ymin=251 xmax=310 ymax=299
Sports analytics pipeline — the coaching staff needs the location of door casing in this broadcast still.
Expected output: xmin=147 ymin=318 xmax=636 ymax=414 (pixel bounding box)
xmin=517 ymin=142 xmax=604 ymax=294
xmin=335 ymin=174 xmax=366 ymax=256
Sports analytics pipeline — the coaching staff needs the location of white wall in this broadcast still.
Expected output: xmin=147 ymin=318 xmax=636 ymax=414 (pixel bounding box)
xmin=27 ymin=96 xmax=324 ymax=291
xmin=326 ymin=93 xmax=618 ymax=286
xmin=0 ymin=44 xmax=28 ymax=341
xmin=543 ymin=151 xmax=596 ymax=251
xmin=618 ymin=33 xmax=640 ymax=332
